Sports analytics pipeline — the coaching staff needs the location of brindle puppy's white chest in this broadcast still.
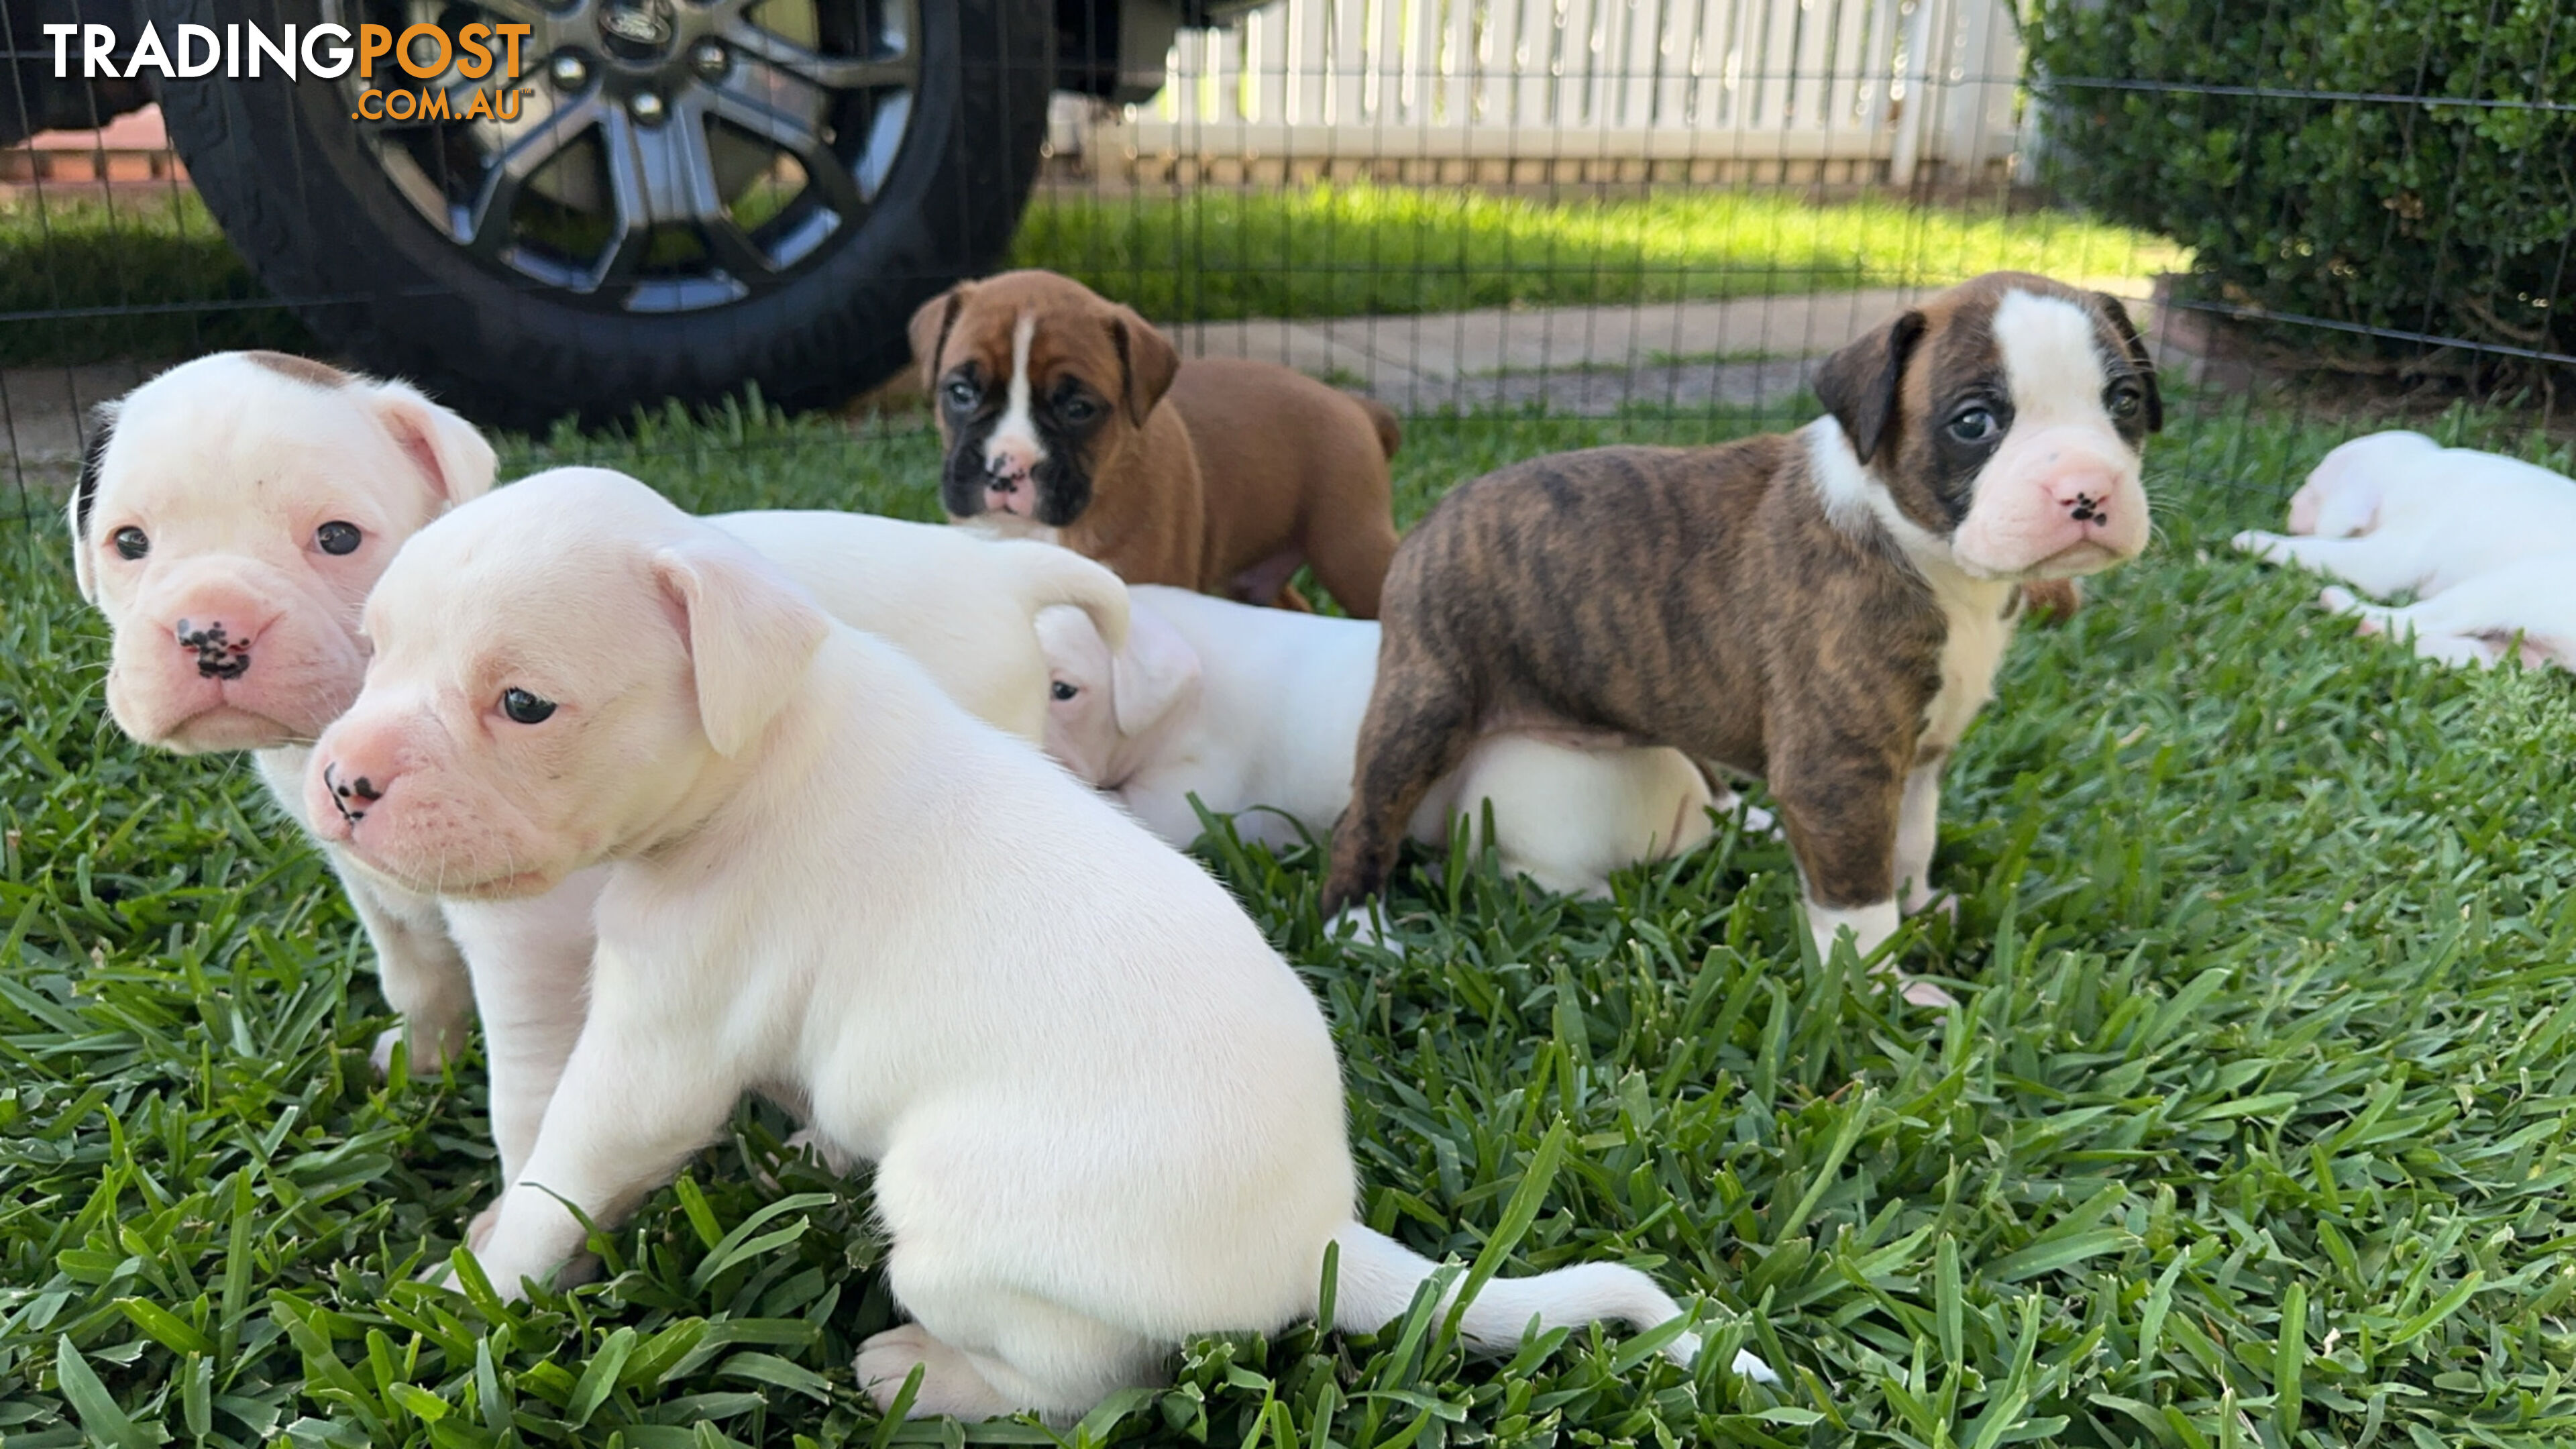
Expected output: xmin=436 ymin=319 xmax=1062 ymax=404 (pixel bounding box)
xmin=1919 ymin=575 xmax=2017 ymax=756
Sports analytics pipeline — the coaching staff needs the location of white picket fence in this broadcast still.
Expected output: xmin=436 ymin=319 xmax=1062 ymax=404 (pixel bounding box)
xmin=1063 ymin=0 xmax=2026 ymax=186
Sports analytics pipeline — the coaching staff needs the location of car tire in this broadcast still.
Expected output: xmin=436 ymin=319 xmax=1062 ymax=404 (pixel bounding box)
xmin=147 ymin=0 xmax=1050 ymax=430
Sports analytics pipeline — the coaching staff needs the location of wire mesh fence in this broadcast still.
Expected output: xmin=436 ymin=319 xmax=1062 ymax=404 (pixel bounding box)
xmin=3 ymin=0 xmax=2571 ymax=539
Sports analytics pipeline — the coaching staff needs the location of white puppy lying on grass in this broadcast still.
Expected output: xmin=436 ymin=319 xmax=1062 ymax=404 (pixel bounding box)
xmin=2232 ymin=430 xmax=2576 ymax=671
xmin=68 ymin=351 xmax=1126 ymax=1191
xmin=1036 ymin=584 xmax=1748 ymax=898
xmin=2316 ymin=561 xmax=2576 ymax=672
xmin=303 ymin=468 xmax=1771 ymax=1419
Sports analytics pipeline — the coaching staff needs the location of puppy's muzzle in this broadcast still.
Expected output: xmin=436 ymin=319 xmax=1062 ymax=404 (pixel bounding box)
xmin=321 ymin=761 xmax=384 ymax=824
xmin=982 ymin=457 xmax=1036 ymax=518
xmin=174 ymin=617 xmax=254 ymax=681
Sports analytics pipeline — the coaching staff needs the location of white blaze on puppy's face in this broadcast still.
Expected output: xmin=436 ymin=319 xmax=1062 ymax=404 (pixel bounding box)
xmin=1946 ymin=291 xmax=2153 ymax=580
xmin=72 ymin=354 xmax=495 ymax=754
xmin=980 ymin=312 xmax=1046 ymax=515
xmin=304 ymin=468 xmax=826 ymax=900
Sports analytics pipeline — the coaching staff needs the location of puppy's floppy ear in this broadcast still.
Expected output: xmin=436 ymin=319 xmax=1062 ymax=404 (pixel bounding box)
xmin=1034 ymin=602 xmax=1112 ymax=691
xmin=910 ymin=285 xmax=968 ymax=391
xmin=652 ymin=536 xmax=832 ymax=758
xmin=1104 ymin=305 xmax=1181 ymax=427
xmin=2092 ymin=290 xmax=2163 ymax=433
xmin=368 ymin=378 xmax=498 ymax=508
xmin=66 ymin=401 xmax=117 ymax=603
xmin=1813 ymin=309 xmax=1927 ymax=466
xmin=1108 ymin=603 xmax=1199 ymax=737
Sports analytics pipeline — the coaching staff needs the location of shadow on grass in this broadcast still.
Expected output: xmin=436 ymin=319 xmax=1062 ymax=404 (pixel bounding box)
xmin=0 ymin=191 xmax=313 ymax=367
xmin=1 ymin=182 xmax=2184 ymax=369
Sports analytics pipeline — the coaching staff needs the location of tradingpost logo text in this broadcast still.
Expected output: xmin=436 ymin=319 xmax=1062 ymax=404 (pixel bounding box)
xmin=44 ymin=21 xmax=537 ymax=121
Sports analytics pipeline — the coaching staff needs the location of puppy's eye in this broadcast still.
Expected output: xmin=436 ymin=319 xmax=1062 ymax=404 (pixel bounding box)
xmin=943 ymin=378 xmax=979 ymax=411
xmin=500 ymin=688 xmax=557 ymax=724
xmin=2106 ymin=386 xmax=2143 ymax=420
xmin=1057 ymin=394 xmax=1099 ymax=425
xmin=1051 ymin=680 xmax=1079 ymax=701
xmin=1947 ymin=408 xmax=1999 ymax=444
xmin=111 ymin=526 xmax=150 ymax=560
xmin=316 ymin=520 xmax=364 ymax=555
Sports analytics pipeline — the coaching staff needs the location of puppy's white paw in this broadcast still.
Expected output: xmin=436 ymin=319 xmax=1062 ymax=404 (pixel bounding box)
xmin=2426 ymin=633 xmax=2508 ymax=668
xmin=466 ymin=1201 xmax=502 ymax=1254
xmin=1707 ymin=788 xmax=1780 ymax=839
xmin=784 ymin=1127 xmax=857 ymax=1176
xmin=370 ymin=1024 xmax=453 ymax=1079
xmin=1327 ymin=904 xmax=1407 ymax=959
xmin=857 ymin=1324 xmax=1013 ymax=1420
xmin=1732 ymin=1346 xmax=1782 ymax=1384
xmin=414 ymin=1214 xmax=517 ymax=1289
xmin=2317 ymin=585 xmax=2361 ymax=614
xmin=370 ymin=1026 xmax=407 ymax=1079
xmin=2231 ymin=529 xmax=2287 ymax=559
xmin=1898 ymin=977 xmax=1959 ymax=1010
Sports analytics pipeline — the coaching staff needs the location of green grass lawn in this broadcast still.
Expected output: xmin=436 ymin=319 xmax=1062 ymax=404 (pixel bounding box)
xmin=3 ymin=395 xmax=2574 ymax=1447
xmin=1011 ymin=184 xmax=2178 ymax=323
xmin=0 ymin=185 xmax=2182 ymax=369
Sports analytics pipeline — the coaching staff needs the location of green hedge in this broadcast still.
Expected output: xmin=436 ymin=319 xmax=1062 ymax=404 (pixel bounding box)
xmin=2027 ymin=0 xmax=2575 ymax=374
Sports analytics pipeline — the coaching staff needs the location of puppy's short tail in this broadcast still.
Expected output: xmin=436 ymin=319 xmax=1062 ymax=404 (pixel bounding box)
xmin=1358 ymin=398 xmax=1403 ymax=460
xmin=1016 ymin=546 xmax=1131 ymax=653
xmin=1325 ymin=1224 xmax=1778 ymax=1382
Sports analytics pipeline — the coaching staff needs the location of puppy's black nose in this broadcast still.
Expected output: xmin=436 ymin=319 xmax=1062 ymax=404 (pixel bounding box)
xmin=176 ymin=618 xmax=253 ymax=680
xmin=321 ymin=763 xmax=374 ymax=824
xmin=2068 ymin=492 xmax=2104 ymax=524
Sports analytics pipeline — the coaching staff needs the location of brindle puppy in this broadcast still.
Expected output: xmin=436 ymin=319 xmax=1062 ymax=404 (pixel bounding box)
xmin=1321 ymin=272 xmax=2161 ymax=1002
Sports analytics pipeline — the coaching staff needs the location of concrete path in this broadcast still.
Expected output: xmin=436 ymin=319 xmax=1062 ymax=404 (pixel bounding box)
xmin=1 ymin=360 xmax=162 ymax=508
xmin=1171 ymin=287 xmax=1919 ymax=413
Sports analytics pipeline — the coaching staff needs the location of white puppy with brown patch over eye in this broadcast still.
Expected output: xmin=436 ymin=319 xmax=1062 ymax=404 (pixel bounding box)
xmin=68 ymin=353 xmax=1128 ymax=1197
xmin=305 ymin=468 xmax=1764 ymax=1421
xmin=2232 ymin=431 xmax=2576 ymax=600
xmin=70 ymin=351 xmax=502 ymax=1075
xmin=1035 ymin=585 xmax=1739 ymax=898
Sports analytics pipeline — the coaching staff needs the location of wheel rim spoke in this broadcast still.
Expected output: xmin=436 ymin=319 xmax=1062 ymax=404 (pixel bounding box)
xmin=704 ymin=62 xmax=826 ymax=152
xmin=720 ymin=21 xmax=912 ymax=93
xmin=665 ymin=96 xmax=777 ymax=278
xmin=705 ymin=58 xmax=865 ymax=219
xmin=589 ymin=109 xmax=655 ymax=292
xmin=459 ymin=93 xmax=603 ymax=252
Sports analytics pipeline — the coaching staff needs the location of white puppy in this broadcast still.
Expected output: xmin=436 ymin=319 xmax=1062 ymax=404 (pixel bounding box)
xmin=2230 ymin=430 xmax=2576 ymax=673
xmin=2318 ymin=559 xmax=2576 ymax=672
xmin=304 ymin=469 xmax=1768 ymax=1419
xmin=70 ymin=352 xmax=503 ymax=1075
xmin=1037 ymin=586 xmax=1741 ymax=898
xmin=2233 ymin=431 xmax=2576 ymax=598
xmin=68 ymin=352 xmax=1126 ymax=1189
